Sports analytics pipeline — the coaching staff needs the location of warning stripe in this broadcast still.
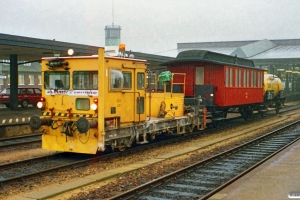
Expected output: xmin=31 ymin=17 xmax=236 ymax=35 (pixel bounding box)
xmin=42 ymin=112 xmax=98 ymax=118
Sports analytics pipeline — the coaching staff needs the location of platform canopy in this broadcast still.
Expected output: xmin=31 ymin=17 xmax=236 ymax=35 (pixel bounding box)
xmin=0 ymin=33 xmax=100 ymax=62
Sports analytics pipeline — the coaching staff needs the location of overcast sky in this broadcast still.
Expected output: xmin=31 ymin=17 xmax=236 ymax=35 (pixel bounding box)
xmin=1 ymin=0 xmax=300 ymax=56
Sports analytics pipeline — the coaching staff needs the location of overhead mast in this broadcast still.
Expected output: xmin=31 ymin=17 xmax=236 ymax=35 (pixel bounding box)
xmin=112 ymin=0 xmax=114 ymax=26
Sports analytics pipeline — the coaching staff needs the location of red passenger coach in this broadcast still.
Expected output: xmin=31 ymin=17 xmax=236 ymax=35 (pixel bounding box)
xmin=161 ymin=50 xmax=265 ymax=121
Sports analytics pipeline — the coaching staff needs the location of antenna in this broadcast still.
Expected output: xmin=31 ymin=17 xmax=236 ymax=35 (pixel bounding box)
xmin=112 ymin=0 xmax=114 ymax=26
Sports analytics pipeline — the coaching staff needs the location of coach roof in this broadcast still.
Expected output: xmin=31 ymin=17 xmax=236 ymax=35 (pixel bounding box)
xmin=161 ymin=50 xmax=256 ymax=69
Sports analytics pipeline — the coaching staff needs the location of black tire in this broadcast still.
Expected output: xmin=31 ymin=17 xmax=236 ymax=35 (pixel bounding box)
xmin=5 ymin=103 xmax=10 ymax=108
xmin=21 ymin=99 xmax=29 ymax=108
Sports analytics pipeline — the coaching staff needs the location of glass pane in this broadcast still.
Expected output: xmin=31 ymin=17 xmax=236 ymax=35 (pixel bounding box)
xmin=73 ymin=71 xmax=98 ymax=90
xmin=137 ymin=73 xmax=144 ymax=90
xmin=136 ymin=97 xmax=144 ymax=114
xmin=239 ymin=70 xmax=242 ymax=87
xmin=34 ymin=88 xmax=41 ymax=94
xmin=76 ymin=98 xmax=90 ymax=110
xmin=226 ymin=68 xmax=229 ymax=87
xmin=19 ymin=88 xmax=26 ymax=94
xmin=122 ymin=72 xmax=132 ymax=89
xmin=244 ymin=71 xmax=246 ymax=87
xmin=44 ymin=71 xmax=70 ymax=89
xmin=230 ymin=68 xmax=232 ymax=87
xmin=27 ymin=89 xmax=34 ymax=94
xmin=235 ymin=69 xmax=238 ymax=87
xmin=196 ymin=67 xmax=204 ymax=85
xmin=110 ymin=69 xmax=122 ymax=90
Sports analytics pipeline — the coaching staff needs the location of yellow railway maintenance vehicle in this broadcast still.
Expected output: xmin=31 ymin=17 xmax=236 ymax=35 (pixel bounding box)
xmin=29 ymin=45 xmax=207 ymax=154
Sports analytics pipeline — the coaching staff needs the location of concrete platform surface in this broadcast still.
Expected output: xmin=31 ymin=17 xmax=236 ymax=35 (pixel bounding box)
xmin=209 ymin=139 xmax=300 ymax=200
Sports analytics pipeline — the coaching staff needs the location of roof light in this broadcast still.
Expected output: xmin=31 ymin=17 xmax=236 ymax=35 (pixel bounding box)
xmin=119 ymin=44 xmax=126 ymax=51
xmin=46 ymin=60 xmax=69 ymax=70
xmin=68 ymin=49 xmax=74 ymax=56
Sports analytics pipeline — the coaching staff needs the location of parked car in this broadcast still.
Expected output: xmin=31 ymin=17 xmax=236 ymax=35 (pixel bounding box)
xmin=0 ymin=88 xmax=42 ymax=108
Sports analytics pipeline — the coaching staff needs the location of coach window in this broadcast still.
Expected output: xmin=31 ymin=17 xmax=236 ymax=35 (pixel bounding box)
xmin=243 ymin=70 xmax=246 ymax=87
xmin=122 ymin=72 xmax=132 ymax=89
xmin=247 ymin=70 xmax=250 ymax=87
xmin=226 ymin=67 xmax=232 ymax=87
xmin=196 ymin=67 xmax=204 ymax=85
xmin=252 ymin=71 xmax=256 ymax=87
xmin=110 ymin=69 xmax=122 ymax=91
xmin=137 ymin=72 xmax=145 ymax=90
xmin=44 ymin=71 xmax=70 ymax=89
xmin=230 ymin=68 xmax=233 ymax=87
xmin=226 ymin=68 xmax=229 ymax=87
xmin=239 ymin=69 xmax=242 ymax=87
xmin=235 ymin=69 xmax=238 ymax=87
xmin=258 ymin=72 xmax=262 ymax=87
xmin=236 ymin=69 xmax=241 ymax=87
xmin=73 ymin=71 xmax=98 ymax=90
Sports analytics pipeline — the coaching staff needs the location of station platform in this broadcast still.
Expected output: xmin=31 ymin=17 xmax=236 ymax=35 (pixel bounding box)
xmin=209 ymin=138 xmax=300 ymax=200
xmin=0 ymin=105 xmax=41 ymax=125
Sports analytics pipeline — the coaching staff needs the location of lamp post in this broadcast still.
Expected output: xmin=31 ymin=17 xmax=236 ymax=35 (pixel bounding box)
xmin=292 ymin=67 xmax=299 ymax=92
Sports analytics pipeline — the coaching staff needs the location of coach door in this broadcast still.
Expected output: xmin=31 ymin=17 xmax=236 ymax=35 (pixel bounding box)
xmin=196 ymin=67 xmax=204 ymax=85
xmin=135 ymin=70 xmax=146 ymax=122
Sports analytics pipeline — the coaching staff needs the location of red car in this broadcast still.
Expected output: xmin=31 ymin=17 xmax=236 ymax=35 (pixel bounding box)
xmin=0 ymin=88 xmax=42 ymax=108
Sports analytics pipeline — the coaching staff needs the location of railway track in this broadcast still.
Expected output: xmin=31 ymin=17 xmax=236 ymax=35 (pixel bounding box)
xmin=0 ymin=105 xmax=299 ymax=186
xmin=110 ymin=120 xmax=300 ymax=200
xmin=0 ymin=152 xmax=94 ymax=185
xmin=0 ymin=134 xmax=41 ymax=149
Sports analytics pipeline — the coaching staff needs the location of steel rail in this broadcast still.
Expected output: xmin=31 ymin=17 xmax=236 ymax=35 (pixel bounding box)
xmin=0 ymin=134 xmax=41 ymax=148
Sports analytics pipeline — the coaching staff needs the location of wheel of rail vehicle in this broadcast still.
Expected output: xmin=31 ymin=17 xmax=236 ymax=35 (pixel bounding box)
xmin=118 ymin=146 xmax=126 ymax=152
xmin=275 ymin=102 xmax=280 ymax=114
xmin=212 ymin=113 xmax=221 ymax=128
xmin=241 ymin=108 xmax=249 ymax=120
xmin=21 ymin=99 xmax=29 ymax=108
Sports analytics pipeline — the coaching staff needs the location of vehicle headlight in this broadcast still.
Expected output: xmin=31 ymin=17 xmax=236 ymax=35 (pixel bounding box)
xmin=37 ymin=101 xmax=44 ymax=109
xmin=91 ymin=103 xmax=97 ymax=110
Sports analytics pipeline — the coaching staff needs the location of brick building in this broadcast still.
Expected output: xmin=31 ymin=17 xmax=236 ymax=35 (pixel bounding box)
xmin=0 ymin=61 xmax=41 ymax=91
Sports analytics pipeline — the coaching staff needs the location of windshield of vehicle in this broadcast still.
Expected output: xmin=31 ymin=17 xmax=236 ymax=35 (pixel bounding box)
xmin=44 ymin=71 xmax=70 ymax=89
xmin=0 ymin=88 xmax=10 ymax=94
xmin=73 ymin=71 xmax=98 ymax=90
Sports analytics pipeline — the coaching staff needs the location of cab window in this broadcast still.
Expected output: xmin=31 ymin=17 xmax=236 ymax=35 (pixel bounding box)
xmin=122 ymin=72 xmax=132 ymax=89
xmin=137 ymin=72 xmax=144 ymax=90
xmin=73 ymin=71 xmax=98 ymax=90
xmin=110 ymin=69 xmax=122 ymax=91
xmin=44 ymin=71 xmax=70 ymax=89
